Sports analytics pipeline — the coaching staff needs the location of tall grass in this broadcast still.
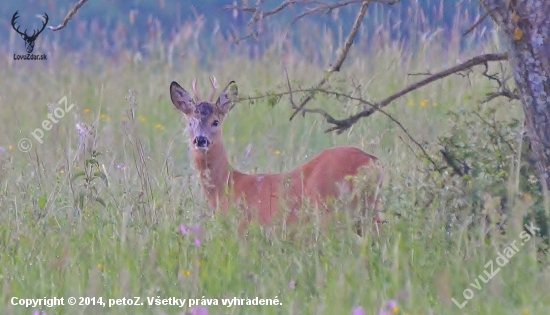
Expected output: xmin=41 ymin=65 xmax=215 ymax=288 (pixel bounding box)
xmin=0 ymin=3 xmax=547 ymax=315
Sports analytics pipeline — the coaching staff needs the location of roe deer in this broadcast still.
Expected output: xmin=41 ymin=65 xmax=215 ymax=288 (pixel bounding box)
xmin=169 ymin=78 xmax=384 ymax=234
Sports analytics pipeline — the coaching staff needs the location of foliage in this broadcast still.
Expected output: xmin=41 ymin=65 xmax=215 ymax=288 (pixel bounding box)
xmin=0 ymin=1 xmax=548 ymax=314
xmin=70 ymin=150 xmax=109 ymax=211
xmin=417 ymin=99 xmax=549 ymax=249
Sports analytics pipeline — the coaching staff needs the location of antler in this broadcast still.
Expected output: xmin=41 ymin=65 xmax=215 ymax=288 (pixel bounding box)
xmin=209 ymin=76 xmax=219 ymax=102
xmin=30 ymin=13 xmax=49 ymax=39
xmin=11 ymin=11 xmax=49 ymax=39
xmin=192 ymin=78 xmax=200 ymax=101
xmin=11 ymin=11 xmax=26 ymax=37
xmin=189 ymin=77 xmax=220 ymax=102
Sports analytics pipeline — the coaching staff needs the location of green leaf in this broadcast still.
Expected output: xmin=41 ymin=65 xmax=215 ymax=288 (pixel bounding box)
xmin=71 ymin=171 xmax=87 ymax=183
xmin=95 ymin=197 xmax=106 ymax=208
xmin=93 ymin=172 xmax=109 ymax=187
xmin=85 ymin=158 xmax=100 ymax=168
xmin=74 ymin=191 xmax=85 ymax=211
xmin=38 ymin=195 xmax=47 ymax=211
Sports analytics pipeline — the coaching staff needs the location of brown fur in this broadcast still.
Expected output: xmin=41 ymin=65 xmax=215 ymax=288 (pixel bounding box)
xmin=170 ymin=80 xmax=384 ymax=234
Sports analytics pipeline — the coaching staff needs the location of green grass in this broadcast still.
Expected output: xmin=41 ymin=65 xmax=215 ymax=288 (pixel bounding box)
xmin=0 ymin=29 xmax=547 ymax=315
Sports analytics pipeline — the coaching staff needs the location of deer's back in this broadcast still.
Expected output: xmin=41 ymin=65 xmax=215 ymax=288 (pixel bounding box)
xmin=230 ymin=146 xmax=382 ymax=225
xmin=290 ymin=146 xmax=381 ymax=202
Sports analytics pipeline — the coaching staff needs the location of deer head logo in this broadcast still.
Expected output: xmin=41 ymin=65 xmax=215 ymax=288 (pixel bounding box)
xmin=11 ymin=10 xmax=49 ymax=54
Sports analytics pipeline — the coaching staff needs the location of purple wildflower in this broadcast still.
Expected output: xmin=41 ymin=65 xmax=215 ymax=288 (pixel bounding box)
xmin=289 ymin=280 xmax=296 ymax=289
xmin=378 ymin=300 xmax=399 ymax=315
xmin=352 ymin=306 xmax=366 ymax=315
xmin=194 ymin=238 xmax=202 ymax=247
xmin=180 ymin=225 xmax=188 ymax=235
xmin=386 ymin=300 xmax=398 ymax=310
xmin=190 ymin=306 xmax=208 ymax=315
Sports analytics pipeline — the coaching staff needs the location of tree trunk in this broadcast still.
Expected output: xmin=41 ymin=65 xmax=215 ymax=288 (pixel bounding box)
xmin=480 ymin=0 xmax=550 ymax=194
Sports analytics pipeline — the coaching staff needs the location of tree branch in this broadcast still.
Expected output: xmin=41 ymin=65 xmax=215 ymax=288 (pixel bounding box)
xmin=290 ymin=0 xmax=398 ymax=23
xmin=463 ymin=11 xmax=490 ymax=36
xmin=48 ymin=0 xmax=89 ymax=31
xmin=289 ymin=0 xmax=371 ymax=120
xmin=227 ymin=0 xmax=398 ymax=23
xmin=229 ymin=1 xmax=399 ymax=120
xmin=480 ymin=61 xmax=519 ymax=102
xmin=311 ymin=53 xmax=509 ymax=134
xmin=282 ymin=69 xmax=441 ymax=171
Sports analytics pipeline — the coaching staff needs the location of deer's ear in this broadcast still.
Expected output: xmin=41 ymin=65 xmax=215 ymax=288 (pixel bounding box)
xmin=170 ymin=81 xmax=195 ymax=115
xmin=216 ymin=81 xmax=238 ymax=114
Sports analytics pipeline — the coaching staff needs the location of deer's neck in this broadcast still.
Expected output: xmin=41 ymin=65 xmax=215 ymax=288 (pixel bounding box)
xmin=191 ymin=142 xmax=232 ymax=210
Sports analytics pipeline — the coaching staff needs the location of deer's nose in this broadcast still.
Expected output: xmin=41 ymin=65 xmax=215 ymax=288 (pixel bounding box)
xmin=194 ymin=136 xmax=210 ymax=148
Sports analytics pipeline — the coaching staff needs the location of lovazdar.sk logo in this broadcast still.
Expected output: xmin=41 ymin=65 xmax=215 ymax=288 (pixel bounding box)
xmin=11 ymin=10 xmax=48 ymax=61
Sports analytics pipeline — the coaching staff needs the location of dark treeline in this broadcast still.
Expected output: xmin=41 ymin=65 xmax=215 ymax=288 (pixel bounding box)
xmin=1 ymin=0 xmax=487 ymax=57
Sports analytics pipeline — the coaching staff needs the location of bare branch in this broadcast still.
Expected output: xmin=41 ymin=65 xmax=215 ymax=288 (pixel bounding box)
xmin=283 ymin=70 xmax=440 ymax=171
xmin=226 ymin=0 xmax=398 ymax=23
xmin=483 ymin=90 xmax=520 ymax=102
xmin=480 ymin=61 xmax=520 ymax=102
xmin=289 ymin=1 xmax=371 ymax=120
xmin=48 ymin=0 xmax=89 ymax=31
xmin=319 ymin=53 xmax=509 ymax=133
xmin=248 ymin=53 xmax=508 ymax=135
xmin=463 ymin=11 xmax=490 ymax=36
xmin=290 ymin=0 xmax=399 ymax=23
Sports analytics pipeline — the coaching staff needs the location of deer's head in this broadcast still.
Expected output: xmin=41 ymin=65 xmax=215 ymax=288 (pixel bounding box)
xmin=170 ymin=78 xmax=238 ymax=151
xmin=11 ymin=11 xmax=49 ymax=54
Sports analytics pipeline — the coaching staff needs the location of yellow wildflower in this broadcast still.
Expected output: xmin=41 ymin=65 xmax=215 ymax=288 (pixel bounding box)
xmin=97 ymin=263 xmax=103 ymax=271
xmin=181 ymin=270 xmax=191 ymax=277
xmin=84 ymin=108 xmax=90 ymax=114
xmin=155 ymin=124 xmax=165 ymax=130
xmin=139 ymin=115 xmax=146 ymax=123
xmin=8 ymin=145 xmax=14 ymax=151
xmin=275 ymin=150 xmax=281 ymax=155
xmin=420 ymin=99 xmax=429 ymax=107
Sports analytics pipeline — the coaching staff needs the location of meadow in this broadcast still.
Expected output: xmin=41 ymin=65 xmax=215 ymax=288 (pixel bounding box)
xmin=0 ymin=8 xmax=548 ymax=315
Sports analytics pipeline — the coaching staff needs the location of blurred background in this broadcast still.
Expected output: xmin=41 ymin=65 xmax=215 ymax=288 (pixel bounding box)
xmin=1 ymin=0 xmax=489 ymax=67
xmin=2 ymin=2 xmax=545 ymax=314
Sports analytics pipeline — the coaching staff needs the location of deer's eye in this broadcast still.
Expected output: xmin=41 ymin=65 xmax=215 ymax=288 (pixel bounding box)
xmin=212 ymin=120 xmax=219 ymax=127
